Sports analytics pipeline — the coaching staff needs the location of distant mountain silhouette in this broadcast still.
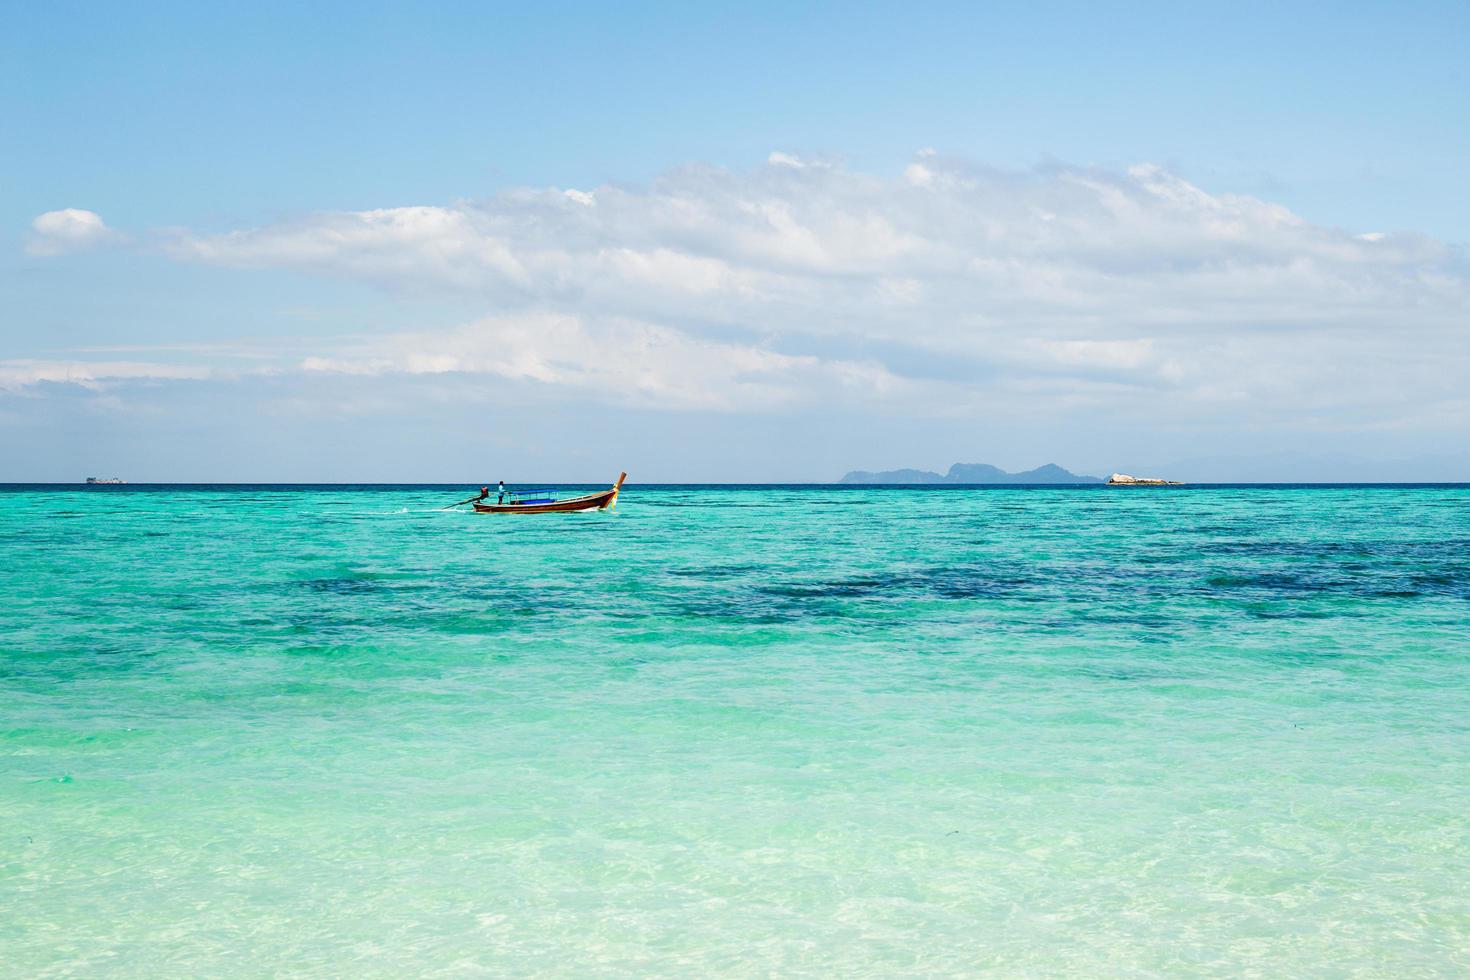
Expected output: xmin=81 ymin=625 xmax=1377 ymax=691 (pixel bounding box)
xmin=839 ymin=463 xmax=1103 ymax=484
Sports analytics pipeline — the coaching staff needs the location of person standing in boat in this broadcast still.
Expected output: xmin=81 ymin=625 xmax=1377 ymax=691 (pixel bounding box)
xmin=497 ymin=480 xmax=505 ymax=504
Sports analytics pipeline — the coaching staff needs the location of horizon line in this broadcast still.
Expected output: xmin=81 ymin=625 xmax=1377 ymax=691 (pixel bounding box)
xmin=6 ymin=481 xmax=1470 ymax=489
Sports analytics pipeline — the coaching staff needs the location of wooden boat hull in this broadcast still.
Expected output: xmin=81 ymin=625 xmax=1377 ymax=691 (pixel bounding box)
xmin=472 ymin=473 xmax=625 ymax=515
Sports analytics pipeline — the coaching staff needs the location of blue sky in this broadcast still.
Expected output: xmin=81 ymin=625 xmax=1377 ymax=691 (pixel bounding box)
xmin=3 ymin=1 xmax=1468 ymax=481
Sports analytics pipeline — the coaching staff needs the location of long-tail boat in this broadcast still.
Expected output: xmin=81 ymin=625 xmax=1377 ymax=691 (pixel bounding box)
xmin=472 ymin=472 xmax=626 ymax=514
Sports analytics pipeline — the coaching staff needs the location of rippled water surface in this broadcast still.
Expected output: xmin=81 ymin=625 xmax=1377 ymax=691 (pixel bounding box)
xmin=3 ymin=484 xmax=1468 ymax=975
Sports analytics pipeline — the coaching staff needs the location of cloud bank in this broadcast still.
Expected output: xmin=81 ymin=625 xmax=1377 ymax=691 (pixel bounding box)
xmin=19 ymin=154 xmax=1470 ymax=438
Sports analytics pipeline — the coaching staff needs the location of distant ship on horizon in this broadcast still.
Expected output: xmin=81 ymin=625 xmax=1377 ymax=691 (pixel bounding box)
xmin=84 ymin=477 xmax=126 ymax=485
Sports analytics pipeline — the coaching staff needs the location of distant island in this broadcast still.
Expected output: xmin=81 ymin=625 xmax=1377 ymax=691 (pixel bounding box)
xmin=839 ymin=463 xmax=1103 ymax=484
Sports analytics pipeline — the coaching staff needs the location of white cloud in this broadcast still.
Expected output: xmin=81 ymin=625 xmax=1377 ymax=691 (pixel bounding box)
xmin=0 ymin=359 xmax=209 ymax=391
xmin=27 ymin=209 xmax=118 ymax=256
xmin=296 ymin=313 xmax=901 ymax=412
xmin=170 ymin=205 xmax=530 ymax=289
xmin=15 ymin=155 xmax=1470 ymax=431
xmin=165 ymin=157 xmax=1463 ymax=329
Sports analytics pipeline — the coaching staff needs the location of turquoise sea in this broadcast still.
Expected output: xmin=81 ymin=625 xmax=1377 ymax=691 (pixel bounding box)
xmin=3 ymin=484 xmax=1468 ymax=976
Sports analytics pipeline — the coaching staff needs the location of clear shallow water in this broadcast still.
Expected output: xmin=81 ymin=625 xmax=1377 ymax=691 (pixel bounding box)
xmin=2 ymin=484 xmax=1468 ymax=976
